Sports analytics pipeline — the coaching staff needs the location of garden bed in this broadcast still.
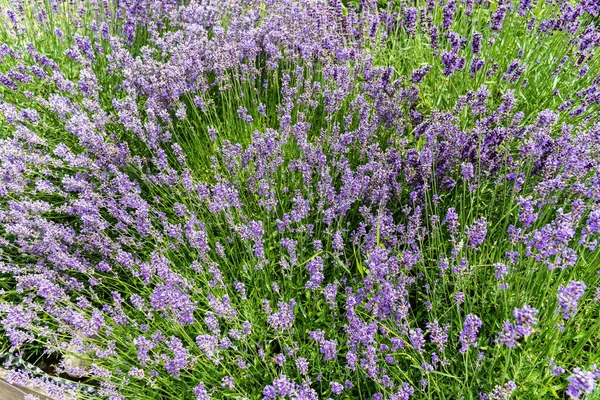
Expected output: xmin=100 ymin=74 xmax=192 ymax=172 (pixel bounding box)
xmin=0 ymin=0 xmax=599 ymax=399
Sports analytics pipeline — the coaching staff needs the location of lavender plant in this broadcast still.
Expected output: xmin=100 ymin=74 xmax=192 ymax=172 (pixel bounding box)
xmin=0 ymin=0 xmax=599 ymax=399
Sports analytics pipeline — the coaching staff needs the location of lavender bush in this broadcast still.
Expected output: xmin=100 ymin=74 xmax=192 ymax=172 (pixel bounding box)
xmin=0 ymin=0 xmax=599 ymax=399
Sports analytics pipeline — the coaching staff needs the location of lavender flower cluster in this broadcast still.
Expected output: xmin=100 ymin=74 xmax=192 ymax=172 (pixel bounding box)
xmin=0 ymin=0 xmax=599 ymax=399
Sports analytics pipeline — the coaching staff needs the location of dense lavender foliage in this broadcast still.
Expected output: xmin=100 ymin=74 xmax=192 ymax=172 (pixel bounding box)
xmin=0 ymin=0 xmax=599 ymax=399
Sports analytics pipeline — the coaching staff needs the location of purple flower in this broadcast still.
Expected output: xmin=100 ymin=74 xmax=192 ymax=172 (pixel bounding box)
xmin=274 ymin=353 xmax=286 ymax=366
xmin=557 ymin=281 xmax=586 ymax=320
xmin=496 ymin=320 xmax=520 ymax=348
xmin=518 ymin=0 xmax=532 ymax=15
xmin=133 ymin=336 xmax=155 ymax=366
xmin=272 ymin=375 xmax=295 ymax=397
xmin=494 ymin=263 xmax=509 ymax=281
xmin=461 ymin=162 xmax=475 ymax=181
xmin=411 ymin=65 xmax=432 ymax=84
xmin=237 ymin=107 xmax=253 ymax=123
xmin=323 ymin=283 xmax=338 ymax=309
xmin=502 ymin=60 xmax=526 ymax=83
xmin=409 ymin=328 xmax=426 ymax=352
xmin=536 ymin=110 xmax=558 ymax=127
xmin=390 ymin=382 xmax=415 ymax=400
xmin=455 ymin=292 xmax=465 ymax=305
xmin=471 ymin=32 xmax=483 ymax=54
xmin=221 ymin=376 xmax=234 ymax=390
xmin=163 ymin=337 xmax=189 ymax=378
xmin=483 ymin=381 xmax=517 ymax=400
xmin=267 ymin=300 xmax=296 ymax=332
xmin=471 ymin=57 xmax=485 ymax=77
xmin=321 ymin=339 xmax=338 ymax=361
xmin=426 ymin=320 xmax=450 ymax=353
xmin=405 ymin=8 xmax=418 ymax=36
xmin=548 ymin=359 xmax=566 ymax=376
xmin=566 ymin=368 xmax=596 ymax=398
xmin=193 ymin=382 xmax=211 ymax=400
xmin=207 ymin=126 xmax=218 ymax=142
xmin=295 ymin=357 xmax=309 ymax=375
xmin=233 ymin=281 xmax=247 ymax=300
xmin=296 ymin=384 xmax=318 ymax=400
xmin=459 ymin=314 xmax=482 ymax=353
xmin=444 ymin=208 xmax=460 ymax=235
xmin=517 ymin=197 xmax=538 ymax=228
xmin=263 ymin=385 xmax=277 ymax=400
xmin=257 ymin=103 xmax=266 ymax=116
xmin=441 ymin=51 xmax=465 ymax=76
xmin=442 ymin=0 xmax=456 ymax=29
xmin=466 ymin=218 xmax=489 ymax=249
xmin=196 ymin=334 xmax=220 ymax=364
xmin=332 ymin=230 xmax=344 ymax=253
xmin=513 ymin=305 xmax=538 ymax=337
xmin=496 ymin=305 xmax=538 ymax=347
xmin=490 ymin=5 xmax=508 ymax=31
xmin=330 ymin=381 xmax=344 ymax=395
xmin=305 ymin=256 xmax=324 ymax=290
